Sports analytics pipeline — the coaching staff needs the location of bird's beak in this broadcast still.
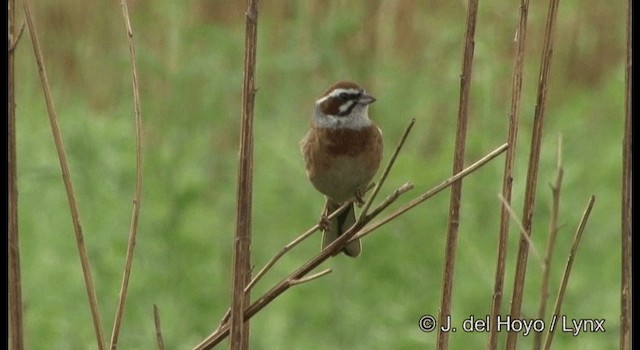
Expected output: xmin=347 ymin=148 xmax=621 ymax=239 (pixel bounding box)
xmin=358 ymin=93 xmax=376 ymax=105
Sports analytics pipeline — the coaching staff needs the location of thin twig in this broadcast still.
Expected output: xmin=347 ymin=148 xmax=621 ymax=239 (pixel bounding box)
xmin=497 ymin=194 xmax=543 ymax=267
xmin=215 ymin=198 xmax=362 ymax=334
xmin=360 ymin=118 xmax=416 ymax=218
xmin=533 ymin=135 xmax=563 ymax=350
xmin=437 ymin=1 xmax=479 ymax=346
xmin=246 ymin=201 xmax=352 ymax=292
xmin=22 ymin=1 xmax=106 ymax=348
xmin=487 ymin=1 xmax=529 ymax=348
xmin=230 ymin=1 xmax=260 ymax=349
xmin=543 ymin=196 xmax=596 ymax=350
xmin=8 ymin=0 xmax=24 ymax=347
xmin=358 ymin=182 xmax=414 ymax=224
xmin=8 ymin=22 xmax=26 ymax=53
xmin=109 ymin=1 xmax=144 ymax=348
xmin=289 ymin=268 xmax=332 ymax=286
xmin=353 ymin=143 xmax=508 ymax=242
xmin=505 ymin=0 xmax=561 ymax=347
xmin=620 ymin=1 xmax=632 ymax=349
xmin=153 ymin=305 xmax=165 ymax=350
xmin=193 ymin=143 xmax=507 ymax=350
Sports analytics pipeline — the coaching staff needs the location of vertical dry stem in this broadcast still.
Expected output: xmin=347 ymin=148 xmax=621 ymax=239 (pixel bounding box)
xmin=436 ymin=0 xmax=479 ymax=349
xmin=505 ymin=0 xmax=561 ymax=348
xmin=8 ymin=0 xmax=24 ymax=347
xmin=109 ymin=0 xmax=144 ymax=348
xmin=22 ymin=1 xmax=106 ymax=348
xmin=153 ymin=305 xmax=165 ymax=350
xmin=542 ymin=196 xmax=595 ymax=350
xmin=230 ymin=1 xmax=260 ymax=349
xmin=194 ymin=144 xmax=506 ymax=350
xmin=487 ymin=1 xmax=529 ymax=349
xmin=620 ymin=0 xmax=632 ymax=348
xmin=533 ymin=136 xmax=563 ymax=350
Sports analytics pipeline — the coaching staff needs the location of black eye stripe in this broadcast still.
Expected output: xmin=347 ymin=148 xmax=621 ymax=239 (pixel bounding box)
xmin=338 ymin=100 xmax=358 ymax=117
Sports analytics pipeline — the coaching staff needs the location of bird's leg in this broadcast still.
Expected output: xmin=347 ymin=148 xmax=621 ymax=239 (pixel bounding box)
xmin=318 ymin=200 xmax=331 ymax=231
xmin=354 ymin=188 xmax=366 ymax=207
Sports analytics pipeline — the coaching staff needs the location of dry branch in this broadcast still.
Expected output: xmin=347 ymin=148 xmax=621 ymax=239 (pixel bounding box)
xmin=215 ymin=200 xmax=357 ymax=334
xmin=353 ymin=143 xmax=508 ymax=242
xmin=8 ymin=22 xmax=25 ymax=53
xmin=487 ymin=1 xmax=529 ymax=348
xmin=620 ymin=0 xmax=632 ymax=348
xmin=230 ymin=1 xmax=260 ymax=349
xmin=8 ymin=0 xmax=24 ymax=347
xmin=505 ymin=0 xmax=561 ymax=347
xmin=497 ymin=195 xmax=542 ymax=266
xmin=194 ymin=142 xmax=507 ymax=350
xmin=437 ymin=0 xmax=479 ymax=348
xmin=153 ymin=305 xmax=165 ymax=350
xmin=533 ymin=135 xmax=563 ymax=350
xmin=361 ymin=118 xmax=415 ymax=218
xmin=542 ymin=196 xmax=596 ymax=350
xmin=22 ymin=1 xmax=106 ymax=348
xmin=109 ymin=1 xmax=144 ymax=348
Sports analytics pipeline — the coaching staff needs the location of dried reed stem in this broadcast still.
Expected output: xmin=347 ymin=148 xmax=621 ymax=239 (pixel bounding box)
xmin=215 ymin=200 xmax=355 ymax=333
xmin=487 ymin=1 xmax=529 ymax=349
xmin=109 ymin=1 xmax=144 ymax=348
xmin=533 ymin=135 xmax=563 ymax=350
xmin=361 ymin=118 xmax=415 ymax=218
xmin=354 ymin=144 xmax=508 ymax=242
xmin=542 ymin=196 xmax=595 ymax=350
xmin=8 ymin=0 xmax=24 ymax=347
xmin=193 ymin=142 xmax=506 ymax=350
xmin=497 ymin=195 xmax=542 ymax=266
xmin=22 ymin=1 xmax=106 ymax=348
xmin=436 ymin=0 xmax=479 ymax=348
xmin=505 ymin=0 xmax=561 ymax=347
xmin=230 ymin=1 xmax=260 ymax=349
xmin=620 ymin=0 xmax=632 ymax=348
xmin=195 ymin=122 xmax=427 ymax=350
xmin=153 ymin=305 xmax=165 ymax=350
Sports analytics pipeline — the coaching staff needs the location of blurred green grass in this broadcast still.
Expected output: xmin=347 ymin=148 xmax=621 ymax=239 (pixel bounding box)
xmin=13 ymin=0 xmax=625 ymax=349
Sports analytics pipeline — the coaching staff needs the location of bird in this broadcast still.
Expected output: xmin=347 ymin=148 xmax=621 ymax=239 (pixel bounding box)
xmin=300 ymin=81 xmax=383 ymax=257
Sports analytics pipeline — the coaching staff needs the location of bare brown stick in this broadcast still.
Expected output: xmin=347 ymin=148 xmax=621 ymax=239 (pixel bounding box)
xmin=8 ymin=22 xmax=25 ymax=53
xmin=246 ymin=201 xmax=352 ymax=292
xmin=437 ymin=0 xmax=479 ymax=348
xmin=8 ymin=0 xmax=24 ymax=347
xmin=230 ymin=1 xmax=260 ymax=349
xmin=216 ymin=185 xmax=373 ymax=334
xmin=487 ymin=1 xmax=529 ymax=348
xmin=620 ymin=0 xmax=632 ymax=348
xmin=213 ymin=202 xmax=352 ymax=331
xmin=542 ymin=196 xmax=596 ymax=350
xmin=497 ymin=194 xmax=542 ymax=266
xmin=109 ymin=1 xmax=144 ymax=349
xmin=153 ymin=305 xmax=165 ymax=350
xmin=289 ymin=268 xmax=332 ymax=286
xmin=505 ymin=0 xmax=561 ymax=347
xmin=360 ymin=118 xmax=416 ymax=218
xmin=194 ymin=184 xmax=409 ymax=350
xmin=533 ymin=135 xmax=563 ymax=350
xmin=194 ymin=143 xmax=507 ymax=350
xmin=22 ymin=1 xmax=106 ymax=348
xmin=357 ymin=182 xmax=414 ymax=225
xmin=353 ymin=143 xmax=508 ymax=242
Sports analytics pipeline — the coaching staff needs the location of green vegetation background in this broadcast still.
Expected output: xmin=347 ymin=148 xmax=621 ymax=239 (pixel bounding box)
xmin=13 ymin=1 xmax=625 ymax=349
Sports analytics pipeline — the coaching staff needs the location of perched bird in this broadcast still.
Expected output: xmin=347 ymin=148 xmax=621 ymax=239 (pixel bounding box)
xmin=300 ymin=81 xmax=383 ymax=257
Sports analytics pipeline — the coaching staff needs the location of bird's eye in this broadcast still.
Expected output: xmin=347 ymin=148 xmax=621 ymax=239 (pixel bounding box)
xmin=338 ymin=92 xmax=349 ymax=100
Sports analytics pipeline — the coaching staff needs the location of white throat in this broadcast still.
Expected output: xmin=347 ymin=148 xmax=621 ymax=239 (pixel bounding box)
xmin=313 ymin=105 xmax=372 ymax=130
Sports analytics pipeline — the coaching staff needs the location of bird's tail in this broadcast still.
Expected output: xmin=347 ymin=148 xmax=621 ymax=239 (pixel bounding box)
xmin=322 ymin=200 xmax=361 ymax=257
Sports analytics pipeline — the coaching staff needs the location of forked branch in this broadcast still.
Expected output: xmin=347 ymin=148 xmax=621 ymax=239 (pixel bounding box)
xmin=194 ymin=141 xmax=508 ymax=350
